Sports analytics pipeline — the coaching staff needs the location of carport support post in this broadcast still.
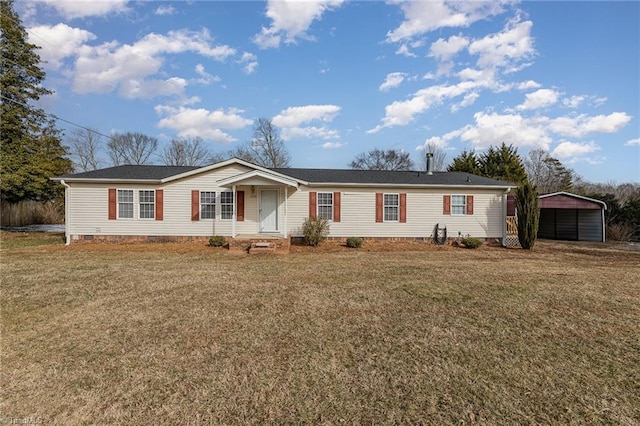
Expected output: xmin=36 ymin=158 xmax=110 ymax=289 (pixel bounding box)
xmin=601 ymin=207 xmax=606 ymax=242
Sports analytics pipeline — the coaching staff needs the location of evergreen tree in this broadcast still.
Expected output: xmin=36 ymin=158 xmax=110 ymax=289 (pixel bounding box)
xmin=1 ymin=0 xmax=72 ymax=203
xmin=447 ymin=149 xmax=480 ymax=174
xmin=516 ymin=181 xmax=540 ymax=250
xmin=479 ymin=143 xmax=528 ymax=185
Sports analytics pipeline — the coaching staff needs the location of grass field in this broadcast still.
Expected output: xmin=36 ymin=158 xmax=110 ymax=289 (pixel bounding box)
xmin=1 ymin=232 xmax=639 ymax=424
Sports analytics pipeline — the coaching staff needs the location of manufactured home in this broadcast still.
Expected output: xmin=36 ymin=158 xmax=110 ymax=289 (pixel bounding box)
xmin=53 ymin=158 xmax=514 ymax=248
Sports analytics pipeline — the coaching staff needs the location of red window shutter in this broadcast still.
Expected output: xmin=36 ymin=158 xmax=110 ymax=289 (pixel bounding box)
xmin=400 ymin=193 xmax=407 ymax=223
xmin=309 ymin=192 xmax=317 ymax=219
xmin=443 ymin=195 xmax=451 ymax=215
xmin=375 ymin=193 xmax=383 ymax=223
xmin=108 ymin=188 xmax=116 ymax=220
xmin=466 ymin=195 xmax=474 ymax=215
xmin=191 ymin=190 xmax=199 ymax=221
xmin=155 ymin=189 xmax=163 ymax=221
xmin=237 ymin=191 xmax=245 ymax=221
xmin=333 ymin=192 xmax=341 ymax=223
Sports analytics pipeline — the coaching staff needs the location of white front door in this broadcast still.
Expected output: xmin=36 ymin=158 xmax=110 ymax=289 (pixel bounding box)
xmin=260 ymin=189 xmax=278 ymax=232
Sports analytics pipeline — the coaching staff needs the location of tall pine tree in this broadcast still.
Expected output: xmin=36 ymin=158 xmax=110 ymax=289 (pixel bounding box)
xmin=1 ymin=0 xmax=72 ymax=203
xmin=479 ymin=143 xmax=528 ymax=185
xmin=447 ymin=149 xmax=480 ymax=174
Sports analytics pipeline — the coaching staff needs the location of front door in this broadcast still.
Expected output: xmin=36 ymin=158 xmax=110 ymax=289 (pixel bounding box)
xmin=260 ymin=189 xmax=278 ymax=232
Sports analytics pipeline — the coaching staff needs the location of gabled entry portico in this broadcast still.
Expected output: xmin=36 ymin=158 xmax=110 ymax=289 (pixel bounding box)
xmin=216 ymin=169 xmax=300 ymax=238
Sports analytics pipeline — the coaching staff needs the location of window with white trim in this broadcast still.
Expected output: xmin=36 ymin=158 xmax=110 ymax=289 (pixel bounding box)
xmin=200 ymin=191 xmax=216 ymax=219
xmin=317 ymin=192 xmax=333 ymax=221
xmin=118 ymin=190 xmax=134 ymax=219
xmin=139 ymin=190 xmax=155 ymax=219
xmin=451 ymin=195 xmax=467 ymax=215
xmin=220 ymin=191 xmax=234 ymax=219
xmin=384 ymin=193 xmax=399 ymax=221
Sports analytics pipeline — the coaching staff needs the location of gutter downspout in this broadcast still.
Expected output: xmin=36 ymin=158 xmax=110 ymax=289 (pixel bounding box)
xmin=502 ymin=188 xmax=511 ymax=247
xmin=61 ymin=180 xmax=71 ymax=245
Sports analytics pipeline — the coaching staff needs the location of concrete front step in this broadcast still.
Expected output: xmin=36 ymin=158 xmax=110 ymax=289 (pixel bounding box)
xmin=229 ymin=237 xmax=290 ymax=254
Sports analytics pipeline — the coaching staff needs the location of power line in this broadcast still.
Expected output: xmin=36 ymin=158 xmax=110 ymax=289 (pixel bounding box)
xmin=0 ymin=94 xmax=115 ymax=141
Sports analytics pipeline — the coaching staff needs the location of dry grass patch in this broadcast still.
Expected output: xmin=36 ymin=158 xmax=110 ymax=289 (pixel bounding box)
xmin=1 ymin=236 xmax=639 ymax=424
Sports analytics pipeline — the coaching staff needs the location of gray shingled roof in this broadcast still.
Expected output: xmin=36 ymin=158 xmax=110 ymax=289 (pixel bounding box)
xmin=54 ymin=165 xmax=199 ymax=181
xmin=54 ymin=164 xmax=513 ymax=187
xmin=271 ymin=168 xmax=512 ymax=187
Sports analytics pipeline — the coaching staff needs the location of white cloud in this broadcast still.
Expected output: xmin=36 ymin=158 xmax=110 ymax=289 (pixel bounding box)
xmin=239 ymin=52 xmax=258 ymax=74
xmin=155 ymin=105 xmax=252 ymax=143
xmin=72 ymin=29 xmax=236 ymax=98
xmin=272 ymin=105 xmax=340 ymax=128
xmin=450 ymin=92 xmax=479 ymax=112
xmin=517 ymin=88 xmax=560 ymax=110
xmin=253 ymin=0 xmax=344 ymax=49
xmin=272 ymin=104 xmax=341 ymax=141
xmin=368 ymin=79 xmax=495 ymax=133
xmin=552 ymin=141 xmax=600 ymax=159
xmin=322 ymin=142 xmax=343 ymax=149
xmin=396 ymin=43 xmax=417 ymax=57
xmin=386 ymin=0 xmax=509 ymax=43
xmin=39 ymin=0 xmax=129 ymax=19
xmin=119 ymin=77 xmax=187 ymax=99
xmin=468 ymin=19 xmax=535 ymax=70
xmin=193 ymin=64 xmax=220 ymax=85
xmin=562 ymin=95 xmax=586 ymax=108
xmin=154 ymin=5 xmax=175 ymax=16
xmin=429 ymin=34 xmax=469 ymax=61
xmin=459 ymin=112 xmax=553 ymax=150
xmin=517 ymin=80 xmax=542 ymax=90
xmin=27 ymin=24 xmax=96 ymax=70
xmin=625 ymin=138 xmax=640 ymax=146
xmin=379 ymin=72 xmax=407 ymax=92
xmin=548 ymin=112 xmax=632 ymax=138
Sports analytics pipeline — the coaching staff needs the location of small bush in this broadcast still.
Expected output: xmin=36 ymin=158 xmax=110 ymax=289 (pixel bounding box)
xmin=302 ymin=217 xmax=330 ymax=247
xmin=209 ymin=235 xmax=226 ymax=247
xmin=346 ymin=237 xmax=363 ymax=248
xmin=461 ymin=237 xmax=482 ymax=249
xmin=607 ymin=222 xmax=634 ymax=242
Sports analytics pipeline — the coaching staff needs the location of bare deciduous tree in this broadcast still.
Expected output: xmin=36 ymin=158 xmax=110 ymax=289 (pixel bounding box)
xmin=524 ymin=149 xmax=574 ymax=194
xmin=228 ymin=118 xmax=290 ymax=168
xmin=419 ymin=143 xmax=447 ymax=172
xmin=161 ymin=137 xmax=212 ymax=166
xmin=108 ymin=132 xmax=158 ymax=166
xmin=349 ymin=148 xmax=414 ymax=171
xmin=66 ymin=128 xmax=103 ymax=172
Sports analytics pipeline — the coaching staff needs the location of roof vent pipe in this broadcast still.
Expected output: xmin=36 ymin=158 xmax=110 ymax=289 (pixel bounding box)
xmin=426 ymin=152 xmax=434 ymax=175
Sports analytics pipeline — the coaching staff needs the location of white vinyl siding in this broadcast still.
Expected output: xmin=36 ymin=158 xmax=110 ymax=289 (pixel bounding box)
xmin=117 ymin=190 xmax=133 ymax=219
xmin=384 ymin=193 xmax=399 ymax=222
xmin=317 ymin=192 xmax=333 ymax=221
xmin=287 ymin=187 xmax=506 ymax=240
xmin=200 ymin=191 xmax=216 ymax=219
xmin=451 ymin=195 xmax=466 ymax=215
xmin=139 ymin=190 xmax=155 ymax=219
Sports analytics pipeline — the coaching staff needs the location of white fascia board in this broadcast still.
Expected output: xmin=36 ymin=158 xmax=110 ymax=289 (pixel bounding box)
xmin=50 ymin=178 xmax=161 ymax=184
xmin=161 ymin=157 xmax=294 ymax=183
xmin=304 ymin=182 xmax=514 ymax=190
xmin=217 ymin=170 xmax=301 ymax=188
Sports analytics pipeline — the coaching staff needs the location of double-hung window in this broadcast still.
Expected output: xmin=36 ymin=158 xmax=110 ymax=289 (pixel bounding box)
xmin=384 ymin=193 xmax=399 ymax=222
xmin=317 ymin=192 xmax=333 ymax=221
xmin=451 ymin=195 xmax=467 ymax=215
xmin=139 ymin=190 xmax=155 ymax=219
xmin=200 ymin=191 xmax=216 ymax=219
xmin=118 ymin=190 xmax=134 ymax=219
xmin=220 ymin=191 xmax=234 ymax=219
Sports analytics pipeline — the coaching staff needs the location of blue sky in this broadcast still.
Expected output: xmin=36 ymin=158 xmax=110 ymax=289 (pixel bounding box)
xmin=18 ymin=0 xmax=640 ymax=182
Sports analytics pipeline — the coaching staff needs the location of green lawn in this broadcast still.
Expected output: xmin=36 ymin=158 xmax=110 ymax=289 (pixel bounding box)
xmin=1 ymin=234 xmax=639 ymax=424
